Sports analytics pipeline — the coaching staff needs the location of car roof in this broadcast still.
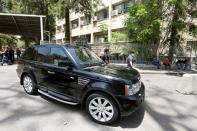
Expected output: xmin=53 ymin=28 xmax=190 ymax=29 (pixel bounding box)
xmin=31 ymin=43 xmax=88 ymax=49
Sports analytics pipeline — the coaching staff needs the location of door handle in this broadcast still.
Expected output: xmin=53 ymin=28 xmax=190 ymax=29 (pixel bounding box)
xmin=47 ymin=71 xmax=55 ymax=74
xmin=70 ymin=76 xmax=74 ymax=79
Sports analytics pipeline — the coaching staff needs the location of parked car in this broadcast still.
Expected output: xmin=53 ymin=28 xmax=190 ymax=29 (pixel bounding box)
xmin=16 ymin=44 xmax=145 ymax=124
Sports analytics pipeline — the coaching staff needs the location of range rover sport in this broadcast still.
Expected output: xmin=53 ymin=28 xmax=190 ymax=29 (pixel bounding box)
xmin=16 ymin=44 xmax=145 ymax=124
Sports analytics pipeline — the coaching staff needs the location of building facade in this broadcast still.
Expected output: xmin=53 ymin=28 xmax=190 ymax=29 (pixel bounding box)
xmin=55 ymin=0 xmax=134 ymax=44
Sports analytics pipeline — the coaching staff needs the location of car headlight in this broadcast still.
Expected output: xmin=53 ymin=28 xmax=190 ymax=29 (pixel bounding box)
xmin=125 ymin=80 xmax=141 ymax=96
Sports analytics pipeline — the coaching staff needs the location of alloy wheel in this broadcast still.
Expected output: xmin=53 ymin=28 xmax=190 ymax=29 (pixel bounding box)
xmin=89 ymin=97 xmax=114 ymax=122
xmin=23 ymin=76 xmax=33 ymax=93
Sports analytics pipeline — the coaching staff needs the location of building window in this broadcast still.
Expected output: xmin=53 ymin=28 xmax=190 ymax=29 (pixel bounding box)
xmin=96 ymin=9 xmax=108 ymax=21
xmin=95 ymin=34 xmax=108 ymax=43
xmin=57 ymin=26 xmax=63 ymax=33
xmin=80 ymin=15 xmax=91 ymax=26
xmin=71 ymin=19 xmax=79 ymax=29
xmin=113 ymin=1 xmax=130 ymax=14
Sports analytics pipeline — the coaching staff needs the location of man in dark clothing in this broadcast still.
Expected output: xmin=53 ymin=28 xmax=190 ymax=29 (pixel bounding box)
xmin=10 ymin=48 xmax=15 ymax=64
xmin=16 ymin=48 xmax=21 ymax=60
xmin=102 ymin=49 xmax=110 ymax=64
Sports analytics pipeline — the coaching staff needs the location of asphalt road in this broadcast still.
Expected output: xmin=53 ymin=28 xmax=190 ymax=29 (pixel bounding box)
xmin=0 ymin=65 xmax=197 ymax=131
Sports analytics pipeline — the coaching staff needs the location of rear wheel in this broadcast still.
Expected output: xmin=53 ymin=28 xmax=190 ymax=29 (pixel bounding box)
xmin=86 ymin=93 xmax=119 ymax=124
xmin=22 ymin=74 xmax=37 ymax=95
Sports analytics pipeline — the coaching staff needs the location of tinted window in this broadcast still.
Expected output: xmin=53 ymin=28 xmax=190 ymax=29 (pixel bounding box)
xmin=21 ymin=47 xmax=36 ymax=61
xmin=49 ymin=47 xmax=70 ymax=67
xmin=37 ymin=47 xmax=49 ymax=63
xmin=67 ymin=48 xmax=103 ymax=67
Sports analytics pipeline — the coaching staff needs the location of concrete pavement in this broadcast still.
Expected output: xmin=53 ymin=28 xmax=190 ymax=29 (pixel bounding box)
xmin=0 ymin=65 xmax=197 ymax=131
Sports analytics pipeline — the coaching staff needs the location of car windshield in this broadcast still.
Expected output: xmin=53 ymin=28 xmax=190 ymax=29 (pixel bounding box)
xmin=67 ymin=47 xmax=103 ymax=67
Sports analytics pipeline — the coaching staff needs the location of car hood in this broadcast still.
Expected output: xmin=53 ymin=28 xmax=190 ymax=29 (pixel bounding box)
xmin=83 ymin=64 xmax=140 ymax=81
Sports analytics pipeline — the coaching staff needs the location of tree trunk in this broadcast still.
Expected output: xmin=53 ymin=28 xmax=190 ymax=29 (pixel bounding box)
xmin=168 ymin=10 xmax=178 ymax=63
xmin=64 ymin=7 xmax=70 ymax=43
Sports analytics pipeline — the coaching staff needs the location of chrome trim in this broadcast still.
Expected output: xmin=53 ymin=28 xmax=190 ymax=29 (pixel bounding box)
xmin=38 ymin=90 xmax=78 ymax=105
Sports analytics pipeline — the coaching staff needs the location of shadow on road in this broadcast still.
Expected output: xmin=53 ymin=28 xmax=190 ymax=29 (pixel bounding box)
xmin=113 ymin=104 xmax=145 ymax=128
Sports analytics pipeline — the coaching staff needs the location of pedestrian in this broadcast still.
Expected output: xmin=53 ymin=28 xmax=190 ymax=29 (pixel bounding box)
xmin=102 ymin=49 xmax=110 ymax=64
xmin=1 ymin=47 xmax=9 ymax=66
xmin=0 ymin=48 xmax=3 ymax=62
xmin=127 ymin=52 xmax=134 ymax=68
xmin=9 ymin=48 xmax=15 ymax=64
xmin=16 ymin=48 xmax=21 ymax=60
xmin=152 ymin=57 xmax=160 ymax=69
xmin=162 ymin=56 xmax=171 ymax=70
xmin=176 ymin=58 xmax=181 ymax=70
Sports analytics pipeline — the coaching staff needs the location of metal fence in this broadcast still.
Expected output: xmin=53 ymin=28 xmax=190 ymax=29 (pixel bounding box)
xmin=75 ymin=41 xmax=197 ymax=69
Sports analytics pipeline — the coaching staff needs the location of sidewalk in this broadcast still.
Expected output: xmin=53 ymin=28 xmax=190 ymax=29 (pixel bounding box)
xmin=115 ymin=63 xmax=197 ymax=75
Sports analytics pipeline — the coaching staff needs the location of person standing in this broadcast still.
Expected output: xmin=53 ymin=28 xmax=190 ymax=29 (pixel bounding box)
xmin=1 ymin=47 xmax=9 ymax=66
xmin=0 ymin=48 xmax=3 ymax=62
xmin=10 ymin=48 xmax=15 ymax=64
xmin=127 ymin=52 xmax=133 ymax=68
xmin=16 ymin=48 xmax=21 ymax=60
xmin=102 ymin=49 xmax=110 ymax=64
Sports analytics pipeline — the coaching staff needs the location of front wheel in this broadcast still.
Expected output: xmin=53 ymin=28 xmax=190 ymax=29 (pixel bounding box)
xmin=86 ymin=93 xmax=119 ymax=124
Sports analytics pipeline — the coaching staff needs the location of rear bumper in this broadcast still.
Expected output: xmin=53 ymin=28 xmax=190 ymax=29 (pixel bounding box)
xmin=116 ymin=83 xmax=145 ymax=117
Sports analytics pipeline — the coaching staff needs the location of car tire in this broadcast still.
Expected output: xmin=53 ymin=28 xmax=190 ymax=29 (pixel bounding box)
xmin=86 ymin=93 xmax=119 ymax=124
xmin=22 ymin=74 xmax=37 ymax=95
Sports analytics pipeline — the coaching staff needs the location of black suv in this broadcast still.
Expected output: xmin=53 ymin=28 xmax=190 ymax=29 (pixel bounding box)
xmin=16 ymin=44 xmax=145 ymax=124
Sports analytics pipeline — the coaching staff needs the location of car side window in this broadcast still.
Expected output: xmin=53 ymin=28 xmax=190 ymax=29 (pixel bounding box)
xmin=21 ymin=47 xmax=36 ymax=61
xmin=37 ymin=47 xmax=49 ymax=63
xmin=49 ymin=47 xmax=70 ymax=67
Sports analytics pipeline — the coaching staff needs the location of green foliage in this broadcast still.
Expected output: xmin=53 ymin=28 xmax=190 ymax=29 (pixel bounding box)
xmin=6 ymin=0 xmax=58 ymax=39
xmin=125 ymin=0 xmax=161 ymax=44
xmin=189 ymin=24 xmax=197 ymax=37
xmin=99 ymin=22 xmax=108 ymax=34
xmin=112 ymin=32 xmax=127 ymax=42
xmin=0 ymin=0 xmax=12 ymax=12
xmin=0 ymin=34 xmax=18 ymax=48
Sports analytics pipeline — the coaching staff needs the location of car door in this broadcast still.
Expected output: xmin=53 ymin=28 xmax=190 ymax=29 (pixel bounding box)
xmin=34 ymin=46 xmax=51 ymax=91
xmin=45 ymin=47 xmax=80 ymax=101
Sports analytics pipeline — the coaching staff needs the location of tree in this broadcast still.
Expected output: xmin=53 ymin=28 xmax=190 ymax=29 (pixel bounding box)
xmin=112 ymin=32 xmax=127 ymax=42
xmin=56 ymin=0 xmax=100 ymax=42
xmin=125 ymin=0 xmax=161 ymax=59
xmin=167 ymin=0 xmax=187 ymax=62
xmin=8 ymin=0 xmax=58 ymax=42
xmin=0 ymin=34 xmax=18 ymax=48
xmin=126 ymin=0 xmax=197 ymax=63
xmin=0 ymin=0 xmax=12 ymax=12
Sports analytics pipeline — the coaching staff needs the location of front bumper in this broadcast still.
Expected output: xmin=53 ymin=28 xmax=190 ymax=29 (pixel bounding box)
xmin=116 ymin=83 xmax=145 ymax=117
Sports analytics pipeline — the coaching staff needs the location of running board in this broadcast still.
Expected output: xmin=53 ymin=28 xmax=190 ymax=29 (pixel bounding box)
xmin=38 ymin=90 xmax=78 ymax=105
